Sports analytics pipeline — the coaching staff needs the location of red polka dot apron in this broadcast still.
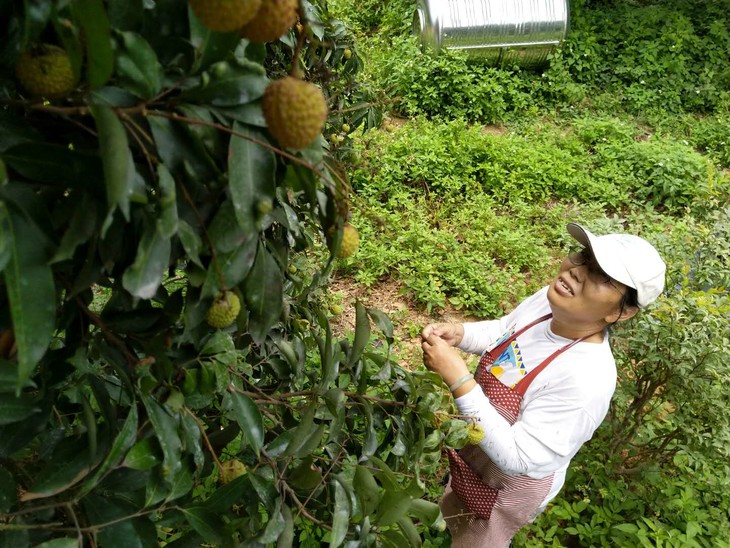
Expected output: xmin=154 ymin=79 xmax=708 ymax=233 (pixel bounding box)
xmin=441 ymin=314 xmax=591 ymax=547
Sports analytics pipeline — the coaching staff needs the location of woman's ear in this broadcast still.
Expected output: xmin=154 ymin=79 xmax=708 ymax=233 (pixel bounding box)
xmin=605 ymin=305 xmax=639 ymax=324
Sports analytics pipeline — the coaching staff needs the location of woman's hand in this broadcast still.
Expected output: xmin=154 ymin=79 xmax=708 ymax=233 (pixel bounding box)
xmin=421 ymin=322 xmax=464 ymax=347
xmin=421 ymin=333 xmax=470 ymax=387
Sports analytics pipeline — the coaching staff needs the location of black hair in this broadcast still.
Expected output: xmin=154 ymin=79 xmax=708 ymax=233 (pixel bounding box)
xmin=614 ymin=286 xmax=639 ymax=324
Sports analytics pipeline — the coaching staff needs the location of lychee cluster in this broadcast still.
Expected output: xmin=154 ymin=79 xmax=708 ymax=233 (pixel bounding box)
xmin=15 ymin=44 xmax=75 ymax=98
xmin=189 ymin=0 xmax=297 ymax=42
xmin=206 ymin=290 xmax=241 ymax=329
xmin=337 ymin=223 xmax=359 ymax=259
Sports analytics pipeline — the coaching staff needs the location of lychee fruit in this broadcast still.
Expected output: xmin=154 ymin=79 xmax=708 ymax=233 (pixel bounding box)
xmin=343 ymin=48 xmax=352 ymax=59
xmin=466 ymin=423 xmax=485 ymax=445
xmin=189 ymin=0 xmax=262 ymax=33
xmin=337 ymin=223 xmax=359 ymax=259
xmin=219 ymin=459 xmax=247 ymax=484
xmin=262 ymin=75 xmax=328 ymax=150
xmin=206 ymin=290 xmax=241 ymax=328
xmin=240 ymin=0 xmax=298 ymax=43
xmin=15 ymin=44 xmax=75 ymax=98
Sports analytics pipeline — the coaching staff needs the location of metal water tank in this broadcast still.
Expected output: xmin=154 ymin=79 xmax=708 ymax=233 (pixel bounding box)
xmin=413 ymin=0 xmax=570 ymax=67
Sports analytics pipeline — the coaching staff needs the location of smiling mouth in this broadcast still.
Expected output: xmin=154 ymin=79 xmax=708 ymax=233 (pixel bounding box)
xmin=558 ymin=277 xmax=574 ymax=296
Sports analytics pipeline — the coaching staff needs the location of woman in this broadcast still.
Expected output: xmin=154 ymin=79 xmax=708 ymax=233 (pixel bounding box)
xmin=421 ymin=223 xmax=666 ymax=547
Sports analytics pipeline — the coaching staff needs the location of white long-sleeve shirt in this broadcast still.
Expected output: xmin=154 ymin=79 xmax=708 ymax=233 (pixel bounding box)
xmin=455 ymin=287 xmax=617 ymax=506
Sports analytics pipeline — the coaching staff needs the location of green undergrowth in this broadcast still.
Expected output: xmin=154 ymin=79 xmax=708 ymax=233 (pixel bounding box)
xmin=337 ymin=116 xmax=729 ymax=315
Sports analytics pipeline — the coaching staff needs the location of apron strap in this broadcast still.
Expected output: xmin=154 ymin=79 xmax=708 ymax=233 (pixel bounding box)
xmin=514 ymin=333 xmax=591 ymax=396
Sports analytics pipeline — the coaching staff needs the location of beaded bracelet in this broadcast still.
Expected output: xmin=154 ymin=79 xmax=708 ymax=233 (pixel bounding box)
xmin=448 ymin=373 xmax=474 ymax=393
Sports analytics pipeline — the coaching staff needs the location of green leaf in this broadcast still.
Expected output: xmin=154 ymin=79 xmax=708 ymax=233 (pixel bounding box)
xmin=207 ymin=200 xmax=252 ymax=254
xmin=121 ymin=220 xmax=171 ymax=299
xmin=34 ymin=538 xmax=79 ymax=548
xmin=147 ymin=114 xmax=218 ymax=181
xmin=181 ymin=507 xmax=226 ymax=545
xmin=205 ymin=474 xmax=253 ymax=513
xmin=254 ymin=501 xmax=287 ymax=544
xmin=614 ymin=523 xmax=640 ymax=534
xmin=189 ymin=19 xmax=242 ymax=73
xmin=22 ymin=443 xmax=95 ymax=501
xmin=282 ymin=406 xmax=316 ymax=458
xmin=201 ymin=236 xmax=257 ymax=299
xmin=83 ymin=495 xmax=158 ymax=548
xmin=0 ymin=111 xmax=42 ymax=153
xmin=329 ymin=478 xmax=350 ymax=548
xmin=1 ymin=142 xmax=104 ymax=187
xmin=0 ymin=464 xmax=16 ymax=513
xmin=361 ymin=403 xmax=378 ymax=458
xmin=165 ymin=463 xmax=193 ymax=502
xmin=374 ymin=489 xmax=412 ymax=526
xmin=244 ymin=242 xmax=283 ymax=344
xmin=51 ymin=193 xmax=98 ymax=264
xmin=123 ymin=438 xmax=161 ymax=470
xmin=177 ymin=221 xmax=203 ymax=267
xmin=277 ymin=504 xmax=294 ymax=548
xmin=353 ymin=465 xmax=381 ymax=517
xmin=349 ymin=301 xmax=370 ymax=366
xmin=78 ymin=405 xmax=138 ymax=497
xmin=0 ymin=204 xmax=55 ymax=388
xmin=408 ymin=498 xmax=441 ymax=525
xmin=224 ymin=391 xmax=264 ymax=456
xmin=0 ymin=403 xmax=51 ymax=458
xmin=91 ymin=105 xmax=134 ymax=229
xmin=367 ymin=307 xmax=394 ymax=343
xmin=115 ymin=31 xmax=163 ymax=98
xmin=180 ymin=64 xmax=268 ymax=106
xmin=287 ymin=456 xmax=322 ymax=491
xmin=141 ymin=395 xmax=182 ymax=483
xmin=107 ymin=0 xmax=144 ymax=30
xmin=397 ymin=517 xmax=422 ymax=548
xmin=156 ymin=161 xmax=178 ymax=239
xmin=72 ymin=0 xmax=114 ymax=88
xmin=0 ymin=393 xmax=39 ymax=425
xmin=228 ymin=122 xmax=276 ymax=235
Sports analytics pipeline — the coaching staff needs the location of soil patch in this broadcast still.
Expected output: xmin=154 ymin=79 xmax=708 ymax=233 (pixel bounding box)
xmin=327 ymin=275 xmax=479 ymax=371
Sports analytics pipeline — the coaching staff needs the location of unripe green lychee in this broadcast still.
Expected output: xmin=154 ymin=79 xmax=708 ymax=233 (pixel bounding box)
xmin=219 ymin=459 xmax=247 ymax=484
xmin=466 ymin=423 xmax=485 ymax=445
xmin=240 ymin=0 xmax=298 ymax=43
xmin=262 ymin=75 xmax=328 ymax=150
xmin=341 ymin=123 xmax=351 ymax=133
xmin=343 ymin=48 xmax=352 ymax=60
xmin=206 ymin=290 xmax=241 ymax=329
xmin=189 ymin=0 xmax=262 ymax=33
xmin=256 ymin=197 xmax=273 ymax=215
xmin=15 ymin=44 xmax=75 ymax=98
xmin=337 ymin=224 xmax=359 ymax=259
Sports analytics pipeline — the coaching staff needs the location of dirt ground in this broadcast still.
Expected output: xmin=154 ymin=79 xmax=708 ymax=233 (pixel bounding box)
xmin=326 ymin=274 xmax=480 ymax=371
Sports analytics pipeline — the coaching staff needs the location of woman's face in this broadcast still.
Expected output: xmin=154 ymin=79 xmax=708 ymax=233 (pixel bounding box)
xmin=547 ymin=250 xmax=630 ymax=328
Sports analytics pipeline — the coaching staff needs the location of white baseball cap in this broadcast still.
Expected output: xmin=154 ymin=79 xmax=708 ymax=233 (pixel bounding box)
xmin=567 ymin=223 xmax=666 ymax=307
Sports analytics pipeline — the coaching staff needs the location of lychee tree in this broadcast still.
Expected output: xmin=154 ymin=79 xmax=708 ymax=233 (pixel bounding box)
xmin=0 ymin=1 xmax=468 ymax=546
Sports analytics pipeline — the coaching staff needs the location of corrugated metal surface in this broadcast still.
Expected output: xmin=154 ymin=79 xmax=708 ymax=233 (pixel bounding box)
xmin=414 ymin=0 xmax=569 ymax=67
